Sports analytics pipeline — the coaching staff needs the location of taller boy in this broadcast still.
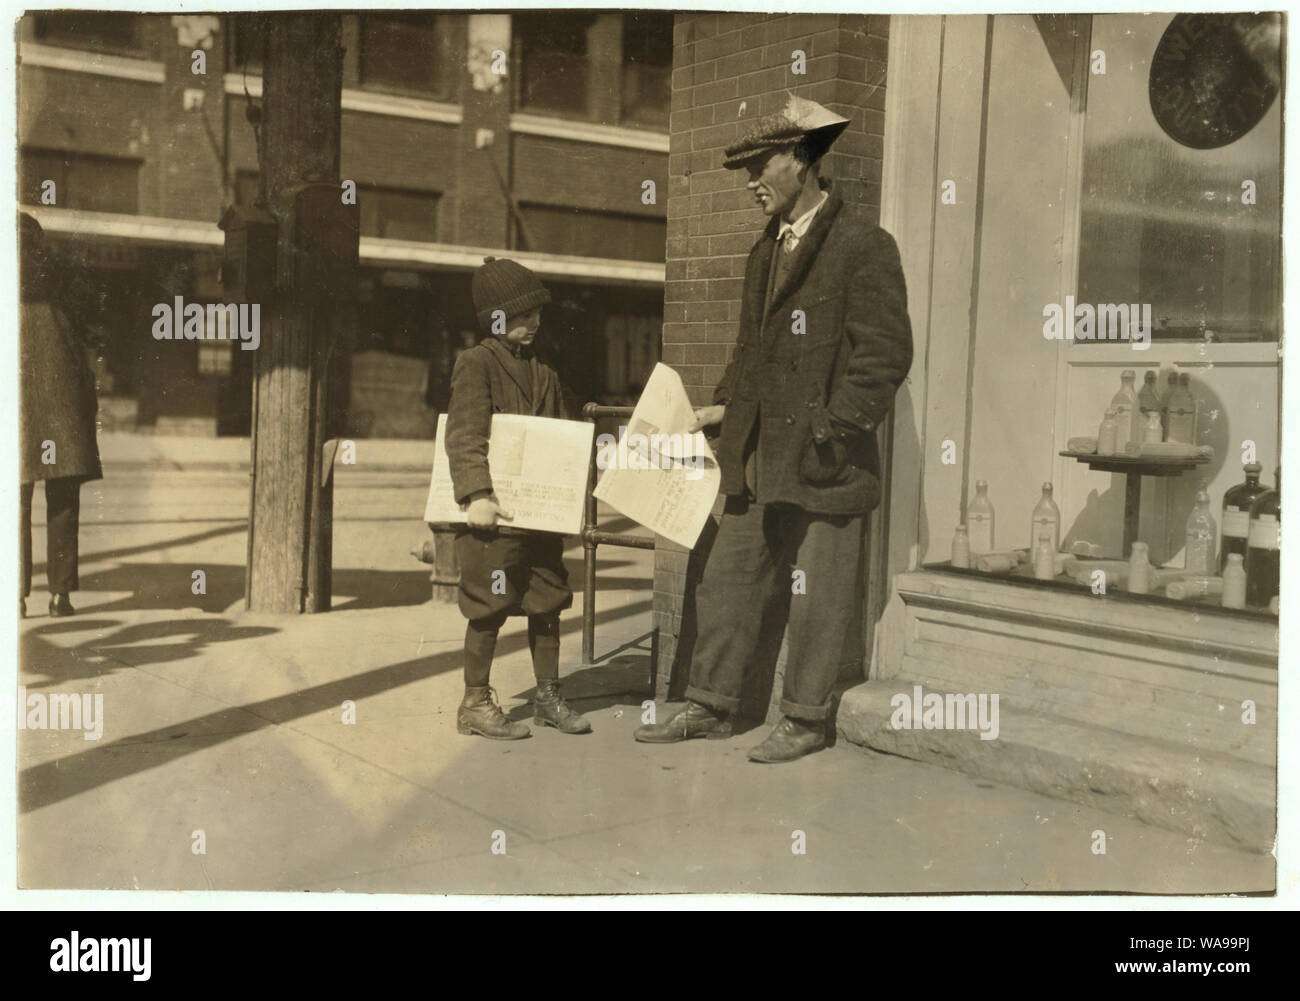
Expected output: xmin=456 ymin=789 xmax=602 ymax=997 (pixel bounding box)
xmin=444 ymin=257 xmax=590 ymax=739
xmin=636 ymin=96 xmax=914 ymax=762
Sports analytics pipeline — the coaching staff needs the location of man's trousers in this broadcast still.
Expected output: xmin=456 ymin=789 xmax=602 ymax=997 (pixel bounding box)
xmin=21 ymin=477 xmax=82 ymax=597
xmin=685 ymin=495 xmax=866 ymax=722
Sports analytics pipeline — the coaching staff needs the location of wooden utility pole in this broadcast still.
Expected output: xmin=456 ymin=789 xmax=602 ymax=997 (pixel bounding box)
xmin=245 ymin=13 xmax=355 ymax=612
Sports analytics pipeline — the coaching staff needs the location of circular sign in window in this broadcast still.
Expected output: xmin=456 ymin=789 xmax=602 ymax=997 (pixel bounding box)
xmin=1148 ymin=13 xmax=1282 ymax=150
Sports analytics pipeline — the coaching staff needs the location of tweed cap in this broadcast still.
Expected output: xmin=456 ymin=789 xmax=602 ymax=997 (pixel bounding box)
xmin=471 ymin=256 xmax=551 ymax=330
xmin=723 ymin=95 xmax=851 ymax=169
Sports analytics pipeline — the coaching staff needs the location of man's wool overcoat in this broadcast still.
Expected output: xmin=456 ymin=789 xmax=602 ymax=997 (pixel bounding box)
xmin=711 ymin=181 xmax=913 ymax=515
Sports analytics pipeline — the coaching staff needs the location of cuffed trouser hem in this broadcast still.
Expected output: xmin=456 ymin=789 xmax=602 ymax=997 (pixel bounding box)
xmin=684 ymin=685 xmax=740 ymax=715
xmin=779 ymin=698 xmax=830 ymax=723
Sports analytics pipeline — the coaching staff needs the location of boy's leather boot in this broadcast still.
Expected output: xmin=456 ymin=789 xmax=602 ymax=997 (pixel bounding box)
xmin=457 ymin=686 xmax=530 ymax=740
xmin=533 ymin=680 xmax=592 ymax=734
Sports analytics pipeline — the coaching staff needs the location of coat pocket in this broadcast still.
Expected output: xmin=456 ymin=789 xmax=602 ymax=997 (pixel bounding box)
xmin=796 ymin=429 xmax=854 ymax=486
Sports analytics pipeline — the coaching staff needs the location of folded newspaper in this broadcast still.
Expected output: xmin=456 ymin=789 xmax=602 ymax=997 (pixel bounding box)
xmin=424 ymin=413 xmax=594 ymax=536
xmin=592 ymin=362 xmax=721 ymax=548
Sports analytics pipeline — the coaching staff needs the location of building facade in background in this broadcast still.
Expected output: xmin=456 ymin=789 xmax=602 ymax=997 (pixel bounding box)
xmin=18 ymin=11 xmax=671 ymax=437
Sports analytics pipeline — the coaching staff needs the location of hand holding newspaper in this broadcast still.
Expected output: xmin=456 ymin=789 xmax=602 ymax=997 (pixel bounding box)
xmin=424 ymin=414 xmax=594 ymax=536
xmin=592 ymin=362 xmax=721 ymax=548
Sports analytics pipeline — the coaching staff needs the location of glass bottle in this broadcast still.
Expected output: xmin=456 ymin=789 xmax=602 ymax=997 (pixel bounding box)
xmin=951 ymin=523 xmax=970 ymax=569
xmin=1246 ymin=468 xmax=1280 ymax=607
xmin=1220 ymin=462 xmax=1269 ymax=572
xmin=1160 ymin=370 xmax=1179 ymax=439
xmin=967 ymin=480 xmax=995 ymax=555
xmin=1127 ymin=541 xmax=1152 ymax=594
xmin=1221 ymin=553 xmax=1247 ymax=610
xmin=1165 ymin=373 xmax=1198 ymax=445
xmin=1183 ymin=483 xmax=1217 ymax=574
xmin=1110 ymin=370 xmax=1141 ymax=447
xmin=1097 ymin=407 xmax=1119 ymax=456
xmin=1033 ymin=538 xmax=1055 ymax=580
xmin=1142 ymin=411 xmax=1163 ymax=444
xmin=1137 ymin=370 xmax=1162 ymax=438
xmin=1030 ymin=482 xmax=1060 ymax=554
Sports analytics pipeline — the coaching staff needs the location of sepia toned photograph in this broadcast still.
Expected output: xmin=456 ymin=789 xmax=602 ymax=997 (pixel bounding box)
xmin=11 ymin=6 xmax=1283 ymax=899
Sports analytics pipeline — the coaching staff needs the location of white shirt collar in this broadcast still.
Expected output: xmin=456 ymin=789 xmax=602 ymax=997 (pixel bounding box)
xmin=778 ymin=190 xmax=828 ymax=242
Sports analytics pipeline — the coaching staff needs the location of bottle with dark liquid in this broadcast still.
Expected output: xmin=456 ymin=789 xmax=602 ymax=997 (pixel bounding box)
xmin=1137 ymin=371 xmax=1162 ymax=439
xmin=1220 ymin=462 xmax=1269 ymax=571
xmin=1246 ymin=467 xmax=1280 ymax=608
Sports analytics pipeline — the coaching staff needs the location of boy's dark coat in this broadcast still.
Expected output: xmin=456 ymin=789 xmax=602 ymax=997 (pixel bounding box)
xmin=443 ymin=335 xmax=572 ymax=620
xmin=445 ymin=336 xmax=566 ymax=505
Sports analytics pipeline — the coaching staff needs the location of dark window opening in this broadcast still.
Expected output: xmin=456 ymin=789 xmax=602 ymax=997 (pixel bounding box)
xmin=621 ymin=12 xmax=673 ymax=127
xmin=33 ymin=12 xmax=141 ymax=54
xmin=227 ymin=14 xmax=264 ymax=73
xmin=359 ymin=12 xmax=453 ymax=99
xmin=358 ymin=185 xmax=440 ymax=241
xmin=235 ymin=171 xmax=438 ymax=242
xmin=516 ymin=204 xmax=666 ymax=263
xmin=515 ymin=13 xmax=597 ymax=117
xmin=21 ymin=148 xmax=141 ymax=215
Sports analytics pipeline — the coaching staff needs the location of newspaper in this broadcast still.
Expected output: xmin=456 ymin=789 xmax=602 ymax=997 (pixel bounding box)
xmin=424 ymin=413 xmax=594 ymax=536
xmin=592 ymin=362 xmax=721 ymax=548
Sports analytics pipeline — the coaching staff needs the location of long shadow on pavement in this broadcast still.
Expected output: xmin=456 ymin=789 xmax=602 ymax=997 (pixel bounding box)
xmin=18 ymin=598 xmax=652 ymax=814
xmin=21 ymin=617 xmax=280 ymax=687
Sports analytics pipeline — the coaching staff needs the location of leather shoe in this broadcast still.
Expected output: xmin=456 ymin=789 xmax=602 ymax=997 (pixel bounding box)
xmin=747 ymin=716 xmax=825 ymax=763
xmin=634 ymin=700 xmax=732 ymax=743
xmin=48 ymin=593 xmax=75 ymax=617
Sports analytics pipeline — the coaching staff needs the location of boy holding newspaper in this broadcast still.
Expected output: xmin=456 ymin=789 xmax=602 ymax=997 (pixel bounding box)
xmin=443 ymin=257 xmax=590 ymax=739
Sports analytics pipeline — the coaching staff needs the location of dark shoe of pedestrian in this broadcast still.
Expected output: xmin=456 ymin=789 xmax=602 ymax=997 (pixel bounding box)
xmin=634 ymin=700 xmax=732 ymax=743
xmin=747 ymin=716 xmax=826 ymax=763
xmin=533 ymin=680 xmax=592 ymax=734
xmin=457 ymin=685 xmax=530 ymax=740
xmin=48 ymin=593 xmax=75 ymax=617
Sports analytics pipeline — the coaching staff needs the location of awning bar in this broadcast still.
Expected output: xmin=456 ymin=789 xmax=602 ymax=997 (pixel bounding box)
xmin=23 ymin=206 xmax=666 ymax=287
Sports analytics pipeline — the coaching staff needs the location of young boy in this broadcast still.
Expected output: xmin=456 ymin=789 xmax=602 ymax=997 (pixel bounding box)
xmin=443 ymin=257 xmax=590 ymax=739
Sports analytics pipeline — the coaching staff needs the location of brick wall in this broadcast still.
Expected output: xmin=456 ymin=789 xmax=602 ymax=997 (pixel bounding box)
xmin=652 ymin=12 xmax=889 ymax=708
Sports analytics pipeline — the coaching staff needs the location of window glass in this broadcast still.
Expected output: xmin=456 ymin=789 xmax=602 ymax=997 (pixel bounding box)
xmin=360 ymin=13 xmax=453 ymax=99
xmin=359 ymin=186 xmax=440 ymax=241
xmin=517 ymin=204 xmax=666 ymax=263
xmin=621 ymin=12 xmax=673 ymax=127
xmin=33 ymin=12 xmax=140 ymax=53
xmin=21 ymin=148 xmax=140 ymax=214
xmin=1076 ymin=13 xmax=1283 ymax=343
xmin=516 ymin=13 xmax=596 ymax=117
xmin=228 ymin=14 xmax=263 ymax=73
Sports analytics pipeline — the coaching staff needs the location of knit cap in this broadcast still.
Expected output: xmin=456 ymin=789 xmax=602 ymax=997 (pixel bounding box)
xmin=471 ymin=256 xmax=551 ymax=331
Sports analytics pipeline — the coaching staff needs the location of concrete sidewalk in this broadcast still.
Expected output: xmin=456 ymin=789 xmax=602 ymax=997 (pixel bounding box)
xmin=16 ymin=465 xmax=1275 ymax=895
xmin=97 ymin=431 xmax=437 ymax=472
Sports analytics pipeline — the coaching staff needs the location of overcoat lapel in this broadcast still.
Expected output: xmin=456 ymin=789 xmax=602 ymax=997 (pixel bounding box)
xmin=481 ymin=336 xmax=533 ymax=410
xmin=766 ymin=185 xmax=843 ymax=319
xmin=750 ymin=223 xmax=777 ymax=332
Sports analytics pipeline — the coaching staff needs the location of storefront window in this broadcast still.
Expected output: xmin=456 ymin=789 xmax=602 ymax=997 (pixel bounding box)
xmin=1076 ymin=13 xmax=1283 ymax=343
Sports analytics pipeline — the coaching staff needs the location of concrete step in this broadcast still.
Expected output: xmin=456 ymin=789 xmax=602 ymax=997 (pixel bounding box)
xmin=836 ymin=679 xmax=1275 ymax=854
